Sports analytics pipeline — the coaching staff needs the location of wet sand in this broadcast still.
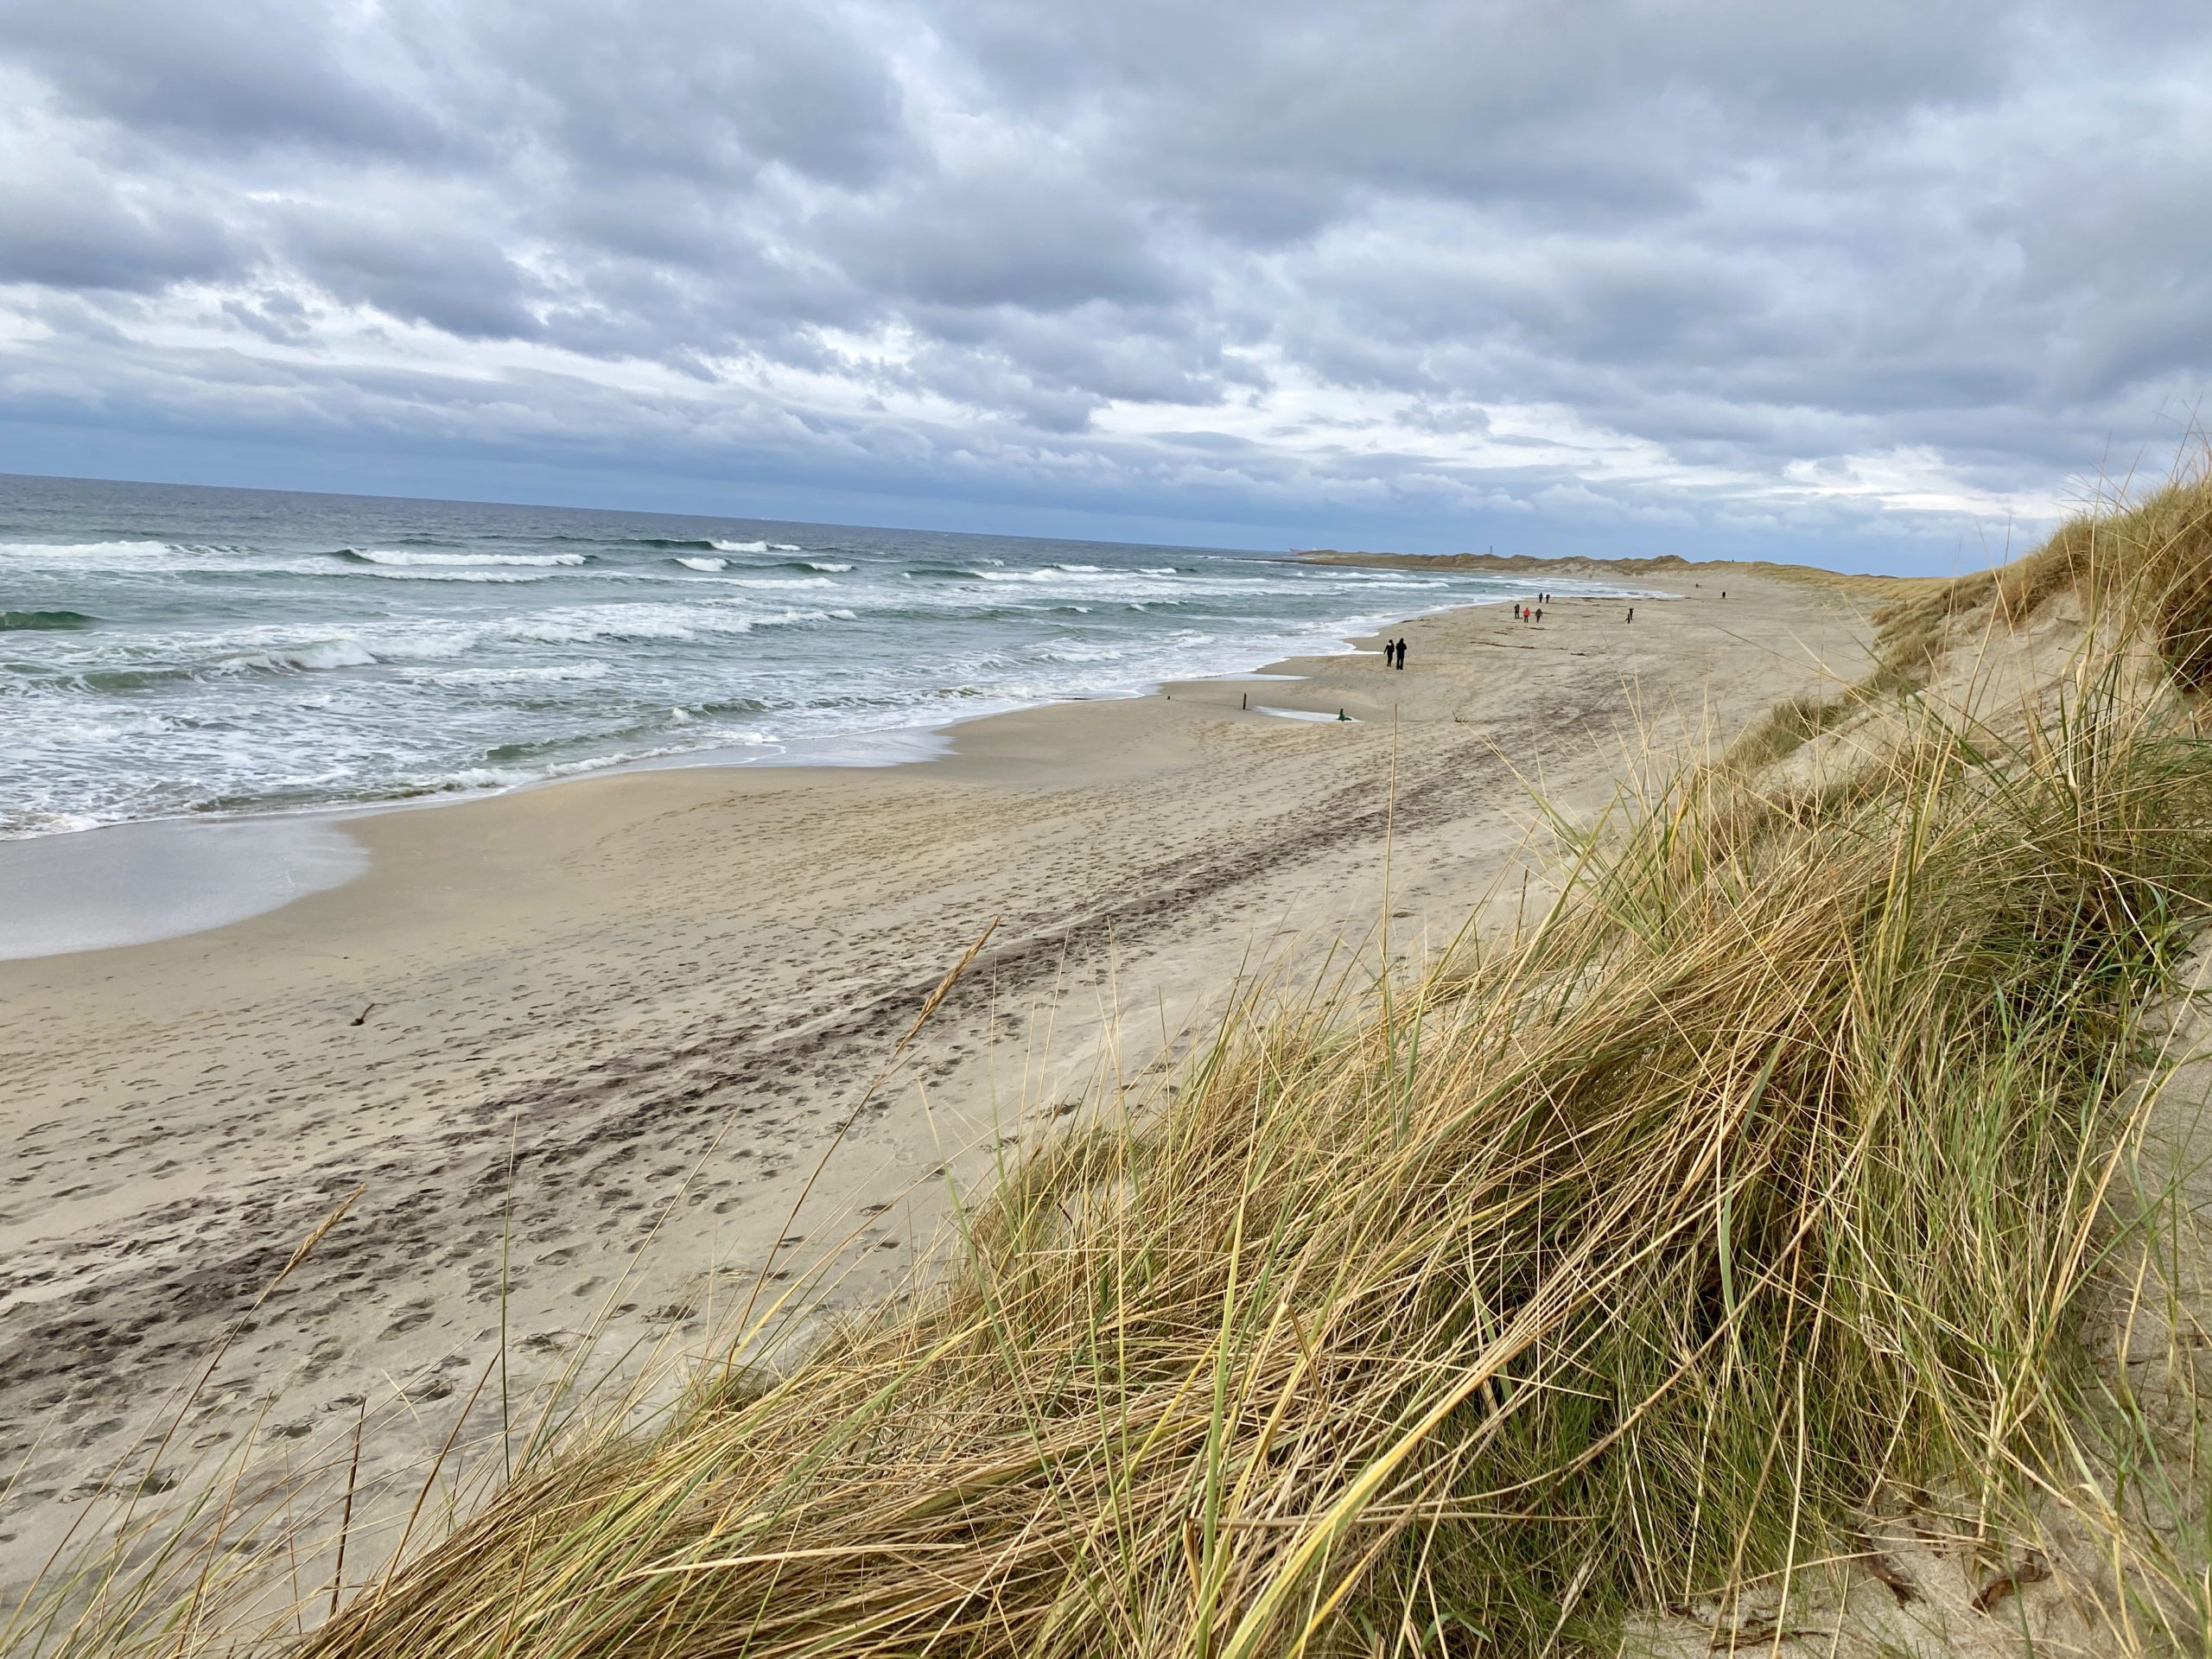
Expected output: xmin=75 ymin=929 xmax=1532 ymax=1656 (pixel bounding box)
xmin=0 ymin=574 xmax=1873 ymax=1594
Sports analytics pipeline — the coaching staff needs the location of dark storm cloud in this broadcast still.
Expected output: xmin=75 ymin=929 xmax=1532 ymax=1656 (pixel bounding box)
xmin=2 ymin=0 xmax=2210 ymax=565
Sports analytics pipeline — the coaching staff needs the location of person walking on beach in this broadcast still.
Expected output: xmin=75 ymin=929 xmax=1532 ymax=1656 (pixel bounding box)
xmin=1626 ymin=607 xmax=1634 ymax=623
xmin=1396 ymin=638 xmax=1408 ymax=669
xmin=1513 ymin=602 xmax=1522 ymax=620
xmin=1535 ymin=607 xmax=1543 ymax=623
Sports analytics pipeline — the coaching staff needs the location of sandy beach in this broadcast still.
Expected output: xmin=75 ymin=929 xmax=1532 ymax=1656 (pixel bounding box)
xmin=0 ymin=573 xmax=1872 ymax=1589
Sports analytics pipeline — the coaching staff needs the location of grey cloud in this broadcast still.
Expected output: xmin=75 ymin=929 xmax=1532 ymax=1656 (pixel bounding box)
xmin=0 ymin=0 xmax=453 ymax=160
xmin=474 ymin=0 xmax=909 ymax=191
xmin=2 ymin=0 xmax=2211 ymax=568
xmin=218 ymin=289 xmax=314 ymax=345
xmin=824 ymin=153 xmax=1185 ymax=313
xmin=279 ymin=211 xmax=545 ymax=341
xmin=0 ymin=162 xmax=235 ymax=290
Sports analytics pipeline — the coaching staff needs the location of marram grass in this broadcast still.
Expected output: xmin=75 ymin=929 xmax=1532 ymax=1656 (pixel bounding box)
xmin=302 ymin=692 xmax=2212 ymax=1643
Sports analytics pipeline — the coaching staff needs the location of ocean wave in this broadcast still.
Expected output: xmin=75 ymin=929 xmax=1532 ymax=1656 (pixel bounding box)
xmin=0 ymin=538 xmax=203 ymax=571
xmin=113 ymin=625 xmax=479 ymax=683
xmin=69 ymin=665 xmax=200 ymax=693
xmin=342 ymin=549 xmax=588 ymax=568
xmin=673 ymin=556 xmax=727 ymax=571
xmin=1 ymin=609 xmax=99 ymax=631
xmin=359 ymin=568 xmax=555 ymax=583
xmin=24 ymin=709 xmax=175 ymax=743
xmin=616 ymin=534 xmax=805 ymax=555
xmin=974 ymin=566 xmax=1156 ymax=584
xmin=798 ymin=560 xmax=853 ymax=572
xmin=504 ymin=604 xmax=843 ymax=646
xmin=1025 ymin=629 xmax=1218 ymax=665
xmin=225 ymin=639 xmax=380 ymax=673
xmin=413 ymin=661 xmax=611 ymax=688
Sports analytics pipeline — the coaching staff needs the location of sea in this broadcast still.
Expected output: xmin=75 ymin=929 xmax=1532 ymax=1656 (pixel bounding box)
xmin=0 ymin=474 xmax=1646 ymax=840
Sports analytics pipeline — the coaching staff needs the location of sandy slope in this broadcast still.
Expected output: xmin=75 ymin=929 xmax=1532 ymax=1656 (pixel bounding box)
xmin=0 ymin=574 xmax=1872 ymax=1596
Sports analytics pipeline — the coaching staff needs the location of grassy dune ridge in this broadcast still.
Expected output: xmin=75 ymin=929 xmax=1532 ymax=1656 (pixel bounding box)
xmin=22 ymin=474 xmax=2212 ymax=1656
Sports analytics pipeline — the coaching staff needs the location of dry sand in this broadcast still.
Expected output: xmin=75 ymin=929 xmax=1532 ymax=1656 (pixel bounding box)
xmin=0 ymin=572 xmax=1873 ymax=1598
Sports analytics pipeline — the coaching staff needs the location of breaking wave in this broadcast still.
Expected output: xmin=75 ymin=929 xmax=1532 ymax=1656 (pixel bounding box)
xmin=341 ymin=550 xmax=589 ymax=568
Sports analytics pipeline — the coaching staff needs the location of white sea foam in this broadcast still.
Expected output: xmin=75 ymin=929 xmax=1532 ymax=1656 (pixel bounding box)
xmin=711 ymin=539 xmax=770 ymax=553
xmin=1 ymin=538 xmax=174 ymax=564
xmin=226 ymin=639 xmax=379 ymax=672
xmin=352 ymin=550 xmax=587 ymax=567
xmin=804 ymin=561 xmax=854 ymax=572
xmin=361 ymin=568 xmax=552 ymax=583
xmin=503 ymin=604 xmax=838 ymax=646
xmin=1026 ymin=628 xmax=1217 ymax=665
xmin=358 ymin=626 xmax=480 ymax=662
xmin=675 ymin=556 xmax=728 ymax=571
xmin=0 ymin=539 xmax=268 ymax=573
xmin=168 ymin=622 xmax=480 ymax=671
xmin=32 ymin=711 xmax=176 ymax=743
xmin=416 ymin=661 xmax=610 ymax=687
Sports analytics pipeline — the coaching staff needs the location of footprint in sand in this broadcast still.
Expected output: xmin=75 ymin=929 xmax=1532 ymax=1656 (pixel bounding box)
xmin=380 ymin=1300 xmax=435 ymax=1338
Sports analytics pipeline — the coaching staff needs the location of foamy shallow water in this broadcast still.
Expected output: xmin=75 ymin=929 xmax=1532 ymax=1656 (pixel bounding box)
xmin=1255 ymin=705 xmax=1354 ymax=722
xmin=0 ymin=817 xmax=367 ymax=959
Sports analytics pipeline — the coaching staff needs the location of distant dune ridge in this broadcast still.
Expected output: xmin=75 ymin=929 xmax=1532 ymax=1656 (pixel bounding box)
xmin=1300 ymin=544 xmax=1929 ymax=595
xmin=16 ymin=468 xmax=2212 ymax=1657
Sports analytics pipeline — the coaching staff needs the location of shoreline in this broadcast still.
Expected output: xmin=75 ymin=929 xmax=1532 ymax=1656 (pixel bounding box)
xmin=0 ymin=588 xmax=1573 ymax=960
xmin=0 ymin=573 xmax=1869 ymax=1593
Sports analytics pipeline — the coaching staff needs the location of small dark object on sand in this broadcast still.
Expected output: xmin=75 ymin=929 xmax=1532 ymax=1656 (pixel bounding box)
xmin=1971 ymin=1551 xmax=2050 ymax=1614
xmin=350 ymin=1004 xmax=375 ymax=1027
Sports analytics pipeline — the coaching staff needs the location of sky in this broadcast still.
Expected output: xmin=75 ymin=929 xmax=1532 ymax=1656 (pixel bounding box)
xmin=2 ymin=1 xmax=2209 ymax=570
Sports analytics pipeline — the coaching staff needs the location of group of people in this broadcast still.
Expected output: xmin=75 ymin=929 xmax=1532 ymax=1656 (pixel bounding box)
xmin=1387 ymin=586 xmax=1662 ymax=667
